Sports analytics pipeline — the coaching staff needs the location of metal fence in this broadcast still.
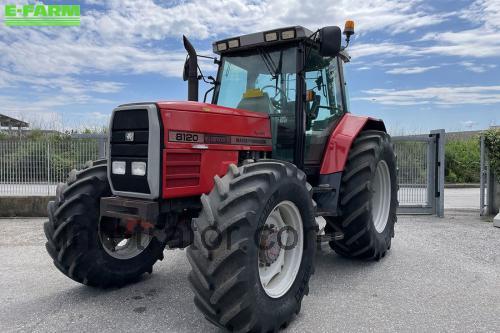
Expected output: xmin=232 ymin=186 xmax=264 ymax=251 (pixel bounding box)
xmin=392 ymin=129 xmax=445 ymax=216
xmin=0 ymin=135 xmax=107 ymax=196
xmin=1 ymin=131 xmax=446 ymax=216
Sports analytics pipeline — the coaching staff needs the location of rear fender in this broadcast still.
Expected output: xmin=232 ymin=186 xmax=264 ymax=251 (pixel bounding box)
xmin=319 ymin=114 xmax=386 ymax=175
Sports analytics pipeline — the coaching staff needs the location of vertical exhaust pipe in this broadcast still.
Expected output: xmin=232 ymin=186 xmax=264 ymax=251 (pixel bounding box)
xmin=183 ymin=35 xmax=198 ymax=102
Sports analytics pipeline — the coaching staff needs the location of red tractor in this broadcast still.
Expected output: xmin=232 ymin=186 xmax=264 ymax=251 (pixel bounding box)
xmin=44 ymin=22 xmax=397 ymax=332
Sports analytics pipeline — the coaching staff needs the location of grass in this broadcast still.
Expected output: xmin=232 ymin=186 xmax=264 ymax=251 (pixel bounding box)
xmin=445 ymin=137 xmax=480 ymax=183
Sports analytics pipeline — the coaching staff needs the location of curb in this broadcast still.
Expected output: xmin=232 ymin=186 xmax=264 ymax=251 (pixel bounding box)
xmin=0 ymin=196 xmax=53 ymax=217
xmin=444 ymin=184 xmax=480 ymax=189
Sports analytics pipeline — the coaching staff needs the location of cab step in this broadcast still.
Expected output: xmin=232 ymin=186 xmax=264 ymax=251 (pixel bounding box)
xmin=313 ymin=184 xmax=336 ymax=194
xmin=317 ymin=232 xmax=344 ymax=242
xmin=315 ymin=211 xmax=337 ymax=217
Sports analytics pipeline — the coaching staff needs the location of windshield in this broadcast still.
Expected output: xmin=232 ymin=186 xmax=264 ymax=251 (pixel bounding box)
xmin=214 ymin=47 xmax=297 ymax=114
xmin=214 ymin=47 xmax=298 ymax=161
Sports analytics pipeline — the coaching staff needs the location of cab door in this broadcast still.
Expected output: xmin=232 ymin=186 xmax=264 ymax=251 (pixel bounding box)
xmin=304 ymin=51 xmax=346 ymax=165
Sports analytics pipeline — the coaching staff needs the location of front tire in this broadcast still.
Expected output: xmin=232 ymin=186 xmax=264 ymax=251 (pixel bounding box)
xmin=187 ymin=161 xmax=316 ymax=332
xmin=44 ymin=160 xmax=166 ymax=288
xmin=326 ymin=130 xmax=398 ymax=260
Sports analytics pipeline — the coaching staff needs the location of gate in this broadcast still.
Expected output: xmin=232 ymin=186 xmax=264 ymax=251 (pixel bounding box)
xmin=392 ymin=129 xmax=445 ymax=217
xmin=480 ymin=134 xmax=498 ymax=216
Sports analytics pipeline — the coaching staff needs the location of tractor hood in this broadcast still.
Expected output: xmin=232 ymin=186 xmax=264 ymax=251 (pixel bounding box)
xmin=157 ymin=101 xmax=272 ymax=146
xmin=157 ymin=101 xmax=269 ymax=119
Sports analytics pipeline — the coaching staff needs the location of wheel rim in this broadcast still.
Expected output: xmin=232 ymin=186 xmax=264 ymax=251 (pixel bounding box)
xmin=98 ymin=218 xmax=153 ymax=260
xmin=258 ymin=201 xmax=304 ymax=299
xmin=371 ymin=160 xmax=391 ymax=233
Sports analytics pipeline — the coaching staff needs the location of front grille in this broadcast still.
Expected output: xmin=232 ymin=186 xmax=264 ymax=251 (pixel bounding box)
xmin=165 ymin=151 xmax=201 ymax=188
xmin=110 ymin=109 xmax=151 ymax=194
xmin=112 ymin=109 xmax=149 ymax=130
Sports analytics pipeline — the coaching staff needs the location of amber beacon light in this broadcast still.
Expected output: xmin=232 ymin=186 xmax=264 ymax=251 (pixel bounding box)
xmin=344 ymin=20 xmax=355 ymax=35
xmin=344 ymin=20 xmax=355 ymax=46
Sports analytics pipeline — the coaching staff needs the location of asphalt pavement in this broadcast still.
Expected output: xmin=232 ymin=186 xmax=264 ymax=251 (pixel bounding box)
xmin=0 ymin=212 xmax=499 ymax=332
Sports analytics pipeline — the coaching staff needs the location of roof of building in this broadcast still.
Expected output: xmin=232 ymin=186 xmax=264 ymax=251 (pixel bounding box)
xmin=0 ymin=114 xmax=29 ymax=128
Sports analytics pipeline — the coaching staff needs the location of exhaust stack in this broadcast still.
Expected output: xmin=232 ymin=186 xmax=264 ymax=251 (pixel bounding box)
xmin=183 ymin=35 xmax=198 ymax=102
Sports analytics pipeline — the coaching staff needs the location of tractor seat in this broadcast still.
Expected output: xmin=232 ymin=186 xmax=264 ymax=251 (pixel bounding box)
xmin=236 ymin=89 xmax=273 ymax=114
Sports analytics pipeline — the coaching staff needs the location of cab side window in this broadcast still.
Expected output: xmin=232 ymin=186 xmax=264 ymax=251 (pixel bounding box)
xmin=304 ymin=51 xmax=345 ymax=164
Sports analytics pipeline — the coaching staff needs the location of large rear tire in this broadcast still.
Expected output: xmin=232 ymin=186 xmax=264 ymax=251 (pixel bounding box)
xmin=44 ymin=160 xmax=166 ymax=288
xmin=326 ymin=130 xmax=398 ymax=260
xmin=187 ymin=161 xmax=316 ymax=332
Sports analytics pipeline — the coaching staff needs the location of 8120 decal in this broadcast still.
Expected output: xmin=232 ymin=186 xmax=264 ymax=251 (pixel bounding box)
xmin=168 ymin=131 xmax=272 ymax=146
xmin=169 ymin=131 xmax=203 ymax=143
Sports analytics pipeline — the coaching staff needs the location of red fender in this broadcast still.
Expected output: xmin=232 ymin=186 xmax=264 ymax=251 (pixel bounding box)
xmin=320 ymin=114 xmax=386 ymax=174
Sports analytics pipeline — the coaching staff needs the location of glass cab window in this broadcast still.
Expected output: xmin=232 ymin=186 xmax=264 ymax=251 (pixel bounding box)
xmin=215 ymin=47 xmax=297 ymax=162
xmin=304 ymin=49 xmax=345 ymax=165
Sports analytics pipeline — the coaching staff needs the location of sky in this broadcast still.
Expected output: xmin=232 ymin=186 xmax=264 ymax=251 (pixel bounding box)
xmin=0 ymin=0 xmax=499 ymax=134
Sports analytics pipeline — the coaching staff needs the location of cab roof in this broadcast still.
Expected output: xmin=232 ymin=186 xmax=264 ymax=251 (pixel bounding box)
xmin=213 ymin=26 xmax=314 ymax=54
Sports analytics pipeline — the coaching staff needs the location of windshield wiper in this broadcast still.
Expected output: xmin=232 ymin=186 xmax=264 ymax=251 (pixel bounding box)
xmin=275 ymin=50 xmax=283 ymax=91
xmin=258 ymin=48 xmax=280 ymax=80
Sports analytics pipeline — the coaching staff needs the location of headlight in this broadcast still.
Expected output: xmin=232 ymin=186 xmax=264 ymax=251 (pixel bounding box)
xmin=131 ymin=161 xmax=147 ymax=176
xmin=112 ymin=161 xmax=126 ymax=175
xmin=265 ymin=31 xmax=278 ymax=42
xmin=281 ymin=29 xmax=296 ymax=40
xmin=216 ymin=42 xmax=227 ymax=51
xmin=227 ymin=39 xmax=240 ymax=48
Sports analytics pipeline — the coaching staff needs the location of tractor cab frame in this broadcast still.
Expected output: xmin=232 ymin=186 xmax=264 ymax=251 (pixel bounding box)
xmin=187 ymin=26 xmax=349 ymax=173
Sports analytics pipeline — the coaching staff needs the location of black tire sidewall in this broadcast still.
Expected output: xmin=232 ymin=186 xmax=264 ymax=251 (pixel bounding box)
xmin=371 ymin=138 xmax=398 ymax=250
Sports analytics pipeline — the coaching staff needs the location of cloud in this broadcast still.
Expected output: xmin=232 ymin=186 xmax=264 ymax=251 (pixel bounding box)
xmin=459 ymin=61 xmax=497 ymax=73
xmin=459 ymin=0 xmax=500 ymax=29
xmin=349 ymin=0 xmax=500 ymax=66
xmin=79 ymin=0 xmax=447 ymax=42
xmin=418 ymin=0 xmax=500 ymax=58
xmin=0 ymin=0 xmax=447 ymax=79
xmin=356 ymin=85 xmax=500 ymax=106
xmin=0 ymin=92 xmax=116 ymax=129
xmin=0 ymin=69 xmax=125 ymax=94
xmin=461 ymin=120 xmax=479 ymax=129
xmin=349 ymin=42 xmax=416 ymax=59
xmin=419 ymin=30 xmax=500 ymax=58
xmin=386 ymin=66 xmax=439 ymax=74
xmin=0 ymin=35 xmax=189 ymax=79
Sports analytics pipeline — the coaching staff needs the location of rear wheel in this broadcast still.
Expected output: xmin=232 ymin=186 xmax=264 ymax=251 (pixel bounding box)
xmin=187 ymin=161 xmax=316 ymax=332
xmin=44 ymin=160 xmax=166 ymax=287
xmin=326 ymin=130 xmax=398 ymax=260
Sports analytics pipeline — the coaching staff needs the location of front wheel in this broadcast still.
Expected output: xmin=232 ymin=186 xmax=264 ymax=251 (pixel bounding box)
xmin=44 ymin=160 xmax=166 ymax=287
xmin=187 ymin=161 xmax=316 ymax=332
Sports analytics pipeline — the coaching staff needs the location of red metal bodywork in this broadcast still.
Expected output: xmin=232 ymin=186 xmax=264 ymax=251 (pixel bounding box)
xmin=156 ymin=102 xmax=383 ymax=197
xmin=157 ymin=102 xmax=272 ymax=199
xmin=319 ymin=114 xmax=383 ymax=174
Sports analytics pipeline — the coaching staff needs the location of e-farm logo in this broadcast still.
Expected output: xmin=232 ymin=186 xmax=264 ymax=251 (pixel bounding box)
xmin=4 ymin=3 xmax=80 ymax=26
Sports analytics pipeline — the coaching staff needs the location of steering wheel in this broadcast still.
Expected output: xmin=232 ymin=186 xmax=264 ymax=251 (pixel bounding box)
xmin=260 ymin=85 xmax=287 ymax=112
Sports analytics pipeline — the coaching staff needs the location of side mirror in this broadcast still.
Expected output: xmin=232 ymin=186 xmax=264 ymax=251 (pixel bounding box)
xmin=319 ymin=26 xmax=342 ymax=57
xmin=183 ymin=57 xmax=189 ymax=81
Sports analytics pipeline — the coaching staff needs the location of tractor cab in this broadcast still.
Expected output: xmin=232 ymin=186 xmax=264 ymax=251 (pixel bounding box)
xmin=184 ymin=24 xmax=354 ymax=170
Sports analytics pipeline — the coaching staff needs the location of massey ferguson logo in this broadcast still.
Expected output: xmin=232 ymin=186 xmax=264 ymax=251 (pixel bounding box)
xmin=125 ymin=132 xmax=134 ymax=142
